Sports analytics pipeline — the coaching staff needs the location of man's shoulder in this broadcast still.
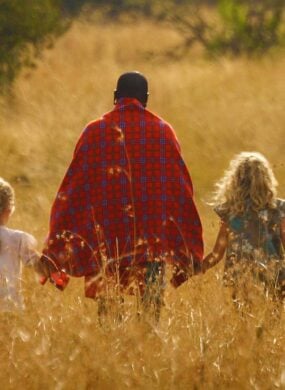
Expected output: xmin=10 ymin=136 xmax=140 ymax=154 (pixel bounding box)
xmin=79 ymin=117 xmax=108 ymax=141
xmin=84 ymin=106 xmax=122 ymax=129
xmin=85 ymin=116 xmax=106 ymax=130
xmin=144 ymin=108 xmax=174 ymax=130
xmin=83 ymin=106 xmax=174 ymax=133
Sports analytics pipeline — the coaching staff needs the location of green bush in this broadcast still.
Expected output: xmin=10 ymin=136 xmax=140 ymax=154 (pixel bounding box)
xmin=0 ymin=0 xmax=66 ymax=92
xmin=0 ymin=0 xmax=283 ymax=93
xmin=210 ymin=0 xmax=284 ymax=55
xmin=156 ymin=0 xmax=284 ymax=57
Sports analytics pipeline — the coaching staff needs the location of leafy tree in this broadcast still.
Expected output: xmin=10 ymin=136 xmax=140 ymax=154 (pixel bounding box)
xmin=157 ymin=0 xmax=285 ymax=57
xmin=0 ymin=0 xmax=66 ymax=92
xmin=1 ymin=0 xmax=284 ymax=93
xmin=61 ymin=0 xmax=158 ymax=17
xmin=211 ymin=0 xmax=284 ymax=55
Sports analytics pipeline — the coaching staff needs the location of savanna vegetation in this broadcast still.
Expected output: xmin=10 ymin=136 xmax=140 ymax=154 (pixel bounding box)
xmin=0 ymin=3 xmax=285 ymax=389
xmin=1 ymin=0 xmax=284 ymax=90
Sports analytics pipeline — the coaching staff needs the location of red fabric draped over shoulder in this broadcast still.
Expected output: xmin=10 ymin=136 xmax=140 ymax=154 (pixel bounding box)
xmin=43 ymin=98 xmax=203 ymax=297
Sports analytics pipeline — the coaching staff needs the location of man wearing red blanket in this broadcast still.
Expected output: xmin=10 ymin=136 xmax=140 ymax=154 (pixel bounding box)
xmin=41 ymin=71 xmax=203 ymax=301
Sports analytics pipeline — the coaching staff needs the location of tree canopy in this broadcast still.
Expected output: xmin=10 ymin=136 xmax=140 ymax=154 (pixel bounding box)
xmin=0 ymin=0 xmax=284 ymax=92
xmin=0 ymin=0 xmax=66 ymax=92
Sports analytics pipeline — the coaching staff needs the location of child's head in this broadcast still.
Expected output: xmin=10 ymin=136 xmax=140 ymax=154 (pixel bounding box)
xmin=214 ymin=152 xmax=278 ymax=215
xmin=0 ymin=178 xmax=15 ymax=224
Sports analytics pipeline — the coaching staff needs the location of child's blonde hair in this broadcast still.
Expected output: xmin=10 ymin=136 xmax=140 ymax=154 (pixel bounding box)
xmin=213 ymin=152 xmax=278 ymax=215
xmin=0 ymin=178 xmax=15 ymax=252
xmin=0 ymin=178 xmax=14 ymax=216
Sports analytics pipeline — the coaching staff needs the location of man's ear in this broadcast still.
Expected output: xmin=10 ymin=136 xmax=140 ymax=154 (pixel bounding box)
xmin=114 ymin=90 xmax=118 ymax=105
xmin=143 ymin=92 xmax=149 ymax=107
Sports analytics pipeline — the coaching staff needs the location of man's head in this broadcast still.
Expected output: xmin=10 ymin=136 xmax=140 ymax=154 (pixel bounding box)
xmin=114 ymin=71 xmax=149 ymax=107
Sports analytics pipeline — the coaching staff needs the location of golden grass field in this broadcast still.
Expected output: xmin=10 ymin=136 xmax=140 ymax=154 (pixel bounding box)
xmin=0 ymin=17 xmax=285 ymax=389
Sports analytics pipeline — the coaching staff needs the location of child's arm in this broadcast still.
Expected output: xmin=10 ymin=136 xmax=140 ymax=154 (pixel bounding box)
xmin=202 ymin=221 xmax=229 ymax=273
xmin=19 ymin=233 xmax=48 ymax=279
xmin=34 ymin=257 xmax=50 ymax=278
xmin=20 ymin=233 xmax=40 ymax=267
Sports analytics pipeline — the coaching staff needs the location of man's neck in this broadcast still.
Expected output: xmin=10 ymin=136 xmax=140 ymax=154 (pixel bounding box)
xmin=116 ymin=97 xmax=146 ymax=108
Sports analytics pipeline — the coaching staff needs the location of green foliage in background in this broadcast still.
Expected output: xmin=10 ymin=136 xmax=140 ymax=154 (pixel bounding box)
xmin=158 ymin=0 xmax=284 ymax=57
xmin=67 ymin=0 xmax=284 ymax=56
xmin=0 ymin=0 xmax=284 ymax=92
xmin=211 ymin=0 xmax=284 ymax=55
xmin=61 ymin=0 xmax=163 ymax=17
xmin=0 ymin=0 xmax=192 ymax=92
xmin=0 ymin=0 xmax=66 ymax=92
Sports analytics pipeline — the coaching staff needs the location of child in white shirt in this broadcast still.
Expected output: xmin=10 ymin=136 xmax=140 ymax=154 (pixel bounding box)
xmin=0 ymin=177 xmax=41 ymax=311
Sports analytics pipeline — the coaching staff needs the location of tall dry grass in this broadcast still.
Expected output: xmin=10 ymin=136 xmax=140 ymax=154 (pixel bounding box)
xmin=0 ymin=17 xmax=285 ymax=389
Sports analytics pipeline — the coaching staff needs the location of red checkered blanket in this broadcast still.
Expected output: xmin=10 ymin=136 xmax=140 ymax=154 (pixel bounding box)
xmin=43 ymin=98 xmax=203 ymax=297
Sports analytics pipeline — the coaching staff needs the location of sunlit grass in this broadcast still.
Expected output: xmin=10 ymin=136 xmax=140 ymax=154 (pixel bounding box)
xmin=0 ymin=16 xmax=285 ymax=389
xmin=1 ymin=270 xmax=284 ymax=389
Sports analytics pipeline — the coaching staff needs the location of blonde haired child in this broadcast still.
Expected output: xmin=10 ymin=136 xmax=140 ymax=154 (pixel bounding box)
xmin=202 ymin=152 xmax=285 ymax=305
xmin=0 ymin=177 xmax=41 ymax=311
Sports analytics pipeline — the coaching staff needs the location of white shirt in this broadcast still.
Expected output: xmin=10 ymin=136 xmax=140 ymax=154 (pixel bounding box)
xmin=0 ymin=226 xmax=38 ymax=311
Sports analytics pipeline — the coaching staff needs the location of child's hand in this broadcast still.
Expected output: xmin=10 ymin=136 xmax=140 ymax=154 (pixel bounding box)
xmin=201 ymin=221 xmax=229 ymax=273
xmin=170 ymin=266 xmax=189 ymax=288
xmin=34 ymin=258 xmax=50 ymax=279
xmin=36 ymin=255 xmax=70 ymax=290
